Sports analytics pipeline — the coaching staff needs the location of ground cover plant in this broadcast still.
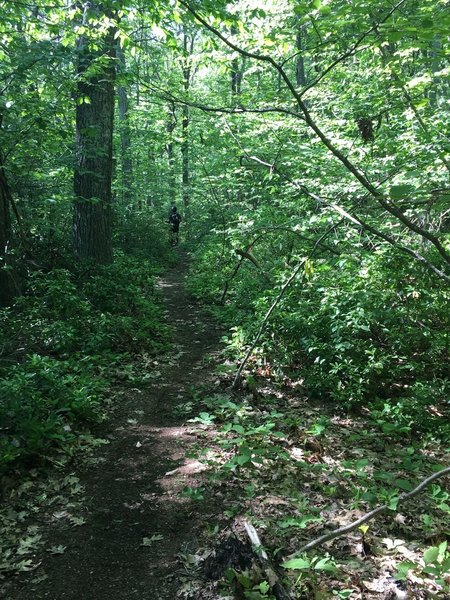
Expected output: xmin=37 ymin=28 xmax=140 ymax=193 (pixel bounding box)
xmin=172 ymin=380 xmax=449 ymax=598
xmin=0 ymin=252 xmax=171 ymax=475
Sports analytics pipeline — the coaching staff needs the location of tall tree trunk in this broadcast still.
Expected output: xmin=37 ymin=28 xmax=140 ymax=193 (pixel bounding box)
xmin=166 ymin=103 xmax=177 ymax=204
xmin=181 ymin=103 xmax=189 ymax=209
xmin=116 ymin=45 xmax=134 ymax=206
xmin=230 ymin=26 xmax=244 ymax=97
xmin=0 ymin=148 xmax=17 ymax=306
xmin=296 ymin=25 xmax=307 ymax=87
xmin=73 ymin=2 xmax=116 ymax=264
xmin=429 ymin=36 xmax=441 ymax=108
xmin=181 ymin=32 xmax=192 ymax=212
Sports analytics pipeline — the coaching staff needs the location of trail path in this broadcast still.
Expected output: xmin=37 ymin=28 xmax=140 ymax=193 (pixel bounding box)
xmin=8 ymin=252 xmax=223 ymax=600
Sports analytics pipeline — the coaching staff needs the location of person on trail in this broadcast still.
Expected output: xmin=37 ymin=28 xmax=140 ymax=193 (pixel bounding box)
xmin=168 ymin=205 xmax=182 ymax=246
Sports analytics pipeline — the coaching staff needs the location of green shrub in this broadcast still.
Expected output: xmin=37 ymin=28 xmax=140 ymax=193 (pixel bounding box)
xmin=0 ymin=254 xmax=170 ymax=473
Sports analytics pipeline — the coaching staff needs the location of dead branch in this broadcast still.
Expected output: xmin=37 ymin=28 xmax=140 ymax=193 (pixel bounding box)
xmin=294 ymin=465 xmax=450 ymax=555
xmin=235 ymin=249 xmax=272 ymax=283
xmin=235 ymin=248 xmax=263 ymax=270
xmin=244 ymin=521 xmax=293 ymax=600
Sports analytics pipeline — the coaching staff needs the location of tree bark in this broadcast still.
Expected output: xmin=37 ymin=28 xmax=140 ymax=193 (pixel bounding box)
xmin=73 ymin=1 xmax=116 ymax=264
xmin=0 ymin=151 xmax=17 ymax=306
xmin=166 ymin=103 xmax=177 ymax=204
xmin=181 ymin=32 xmax=192 ymax=212
xmin=295 ymin=25 xmax=307 ymax=87
xmin=117 ymin=45 xmax=134 ymax=206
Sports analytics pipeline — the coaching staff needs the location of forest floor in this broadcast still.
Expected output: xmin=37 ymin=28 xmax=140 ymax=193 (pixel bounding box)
xmin=2 ymin=251 xmax=227 ymax=600
xmin=2 ymin=252 xmax=449 ymax=600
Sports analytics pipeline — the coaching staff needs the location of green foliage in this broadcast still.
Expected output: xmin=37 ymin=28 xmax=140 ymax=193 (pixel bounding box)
xmin=0 ymin=355 xmax=104 ymax=469
xmin=190 ymin=233 xmax=449 ymax=437
xmin=0 ymin=255 xmax=169 ymax=473
xmin=396 ymin=541 xmax=450 ymax=591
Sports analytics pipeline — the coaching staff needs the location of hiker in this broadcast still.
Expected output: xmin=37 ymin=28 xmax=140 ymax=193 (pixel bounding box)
xmin=168 ymin=206 xmax=182 ymax=246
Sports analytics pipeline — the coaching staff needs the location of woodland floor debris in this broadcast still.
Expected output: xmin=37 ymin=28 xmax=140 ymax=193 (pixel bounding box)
xmin=1 ymin=253 xmax=449 ymax=600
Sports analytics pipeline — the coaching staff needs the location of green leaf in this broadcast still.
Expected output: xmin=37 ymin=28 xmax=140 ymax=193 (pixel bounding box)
xmin=423 ymin=546 xmax=439 ymax=565
xmin=388 ymin=496 xmax=400 ymax=511
xmin=395 ymin=479 xmax=413 ymax=491
xmin=314 ymin=557 xmax=336 ymax=572
xmin=438 ymin=541 xmax=447 ymax=558
xmin=232 ymin=424 xmax=245 ymax=434
xmin=390 ymin=184 xmax=414 ymax=199
xmin=359 ymin=524 xmax=369 ymax=535
xmin=282 ymin=557 xmax=311 ymax=570
xmin=141 ymin=534 xmax=164 ymax=546
xmin=47 ymin=545 xmax=66 ymax=554
xmin=422 ymin=566 xmax=440 ymax=576
xmin=394 ymin=560 xmax=416 ymax=580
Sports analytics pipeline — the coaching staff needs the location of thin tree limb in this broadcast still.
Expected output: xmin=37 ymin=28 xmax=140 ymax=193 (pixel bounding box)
xmin=178 ymin=1 xmax=450 ymax=271
xmin=139 ymin=78 xmax=304 ymax=120
xmin=231 ymin=222 xmax=342 ymax=388
xmin=294 ymin=466 xmax=450 ymax=555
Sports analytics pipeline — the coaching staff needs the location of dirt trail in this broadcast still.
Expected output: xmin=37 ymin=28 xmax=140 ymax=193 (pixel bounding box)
xmin=7 ymin=252 xmax=224 ymax=600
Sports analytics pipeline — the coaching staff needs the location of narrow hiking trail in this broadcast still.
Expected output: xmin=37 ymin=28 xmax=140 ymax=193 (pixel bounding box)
xmin=5 ymin=252 xmax=224 ymax=600
xmin=3 ymin=254 xmax=449 ymax=600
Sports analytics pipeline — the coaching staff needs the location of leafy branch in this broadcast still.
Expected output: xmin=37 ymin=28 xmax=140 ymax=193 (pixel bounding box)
xmin=231 ymin=221 xmax=342 ymax=388
xmin=178 ymin=0 xmax=450 ymax=275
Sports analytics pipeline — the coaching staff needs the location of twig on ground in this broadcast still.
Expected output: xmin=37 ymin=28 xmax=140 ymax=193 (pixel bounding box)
xmin=293 ymin=466 xmax=450 ymax=555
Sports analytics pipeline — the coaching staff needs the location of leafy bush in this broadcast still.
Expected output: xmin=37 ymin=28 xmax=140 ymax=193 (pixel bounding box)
xmin=0 ymin=355 xmax=105 ymax=469
xmin=189 ymin=224 xmax=449 ymax=438
xmin=0 ymin=254 xmax=170 ymax=473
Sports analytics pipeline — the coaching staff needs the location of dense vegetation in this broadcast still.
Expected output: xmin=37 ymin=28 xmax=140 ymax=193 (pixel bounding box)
xmin=0 ymin=0 xmax=449 ymax=597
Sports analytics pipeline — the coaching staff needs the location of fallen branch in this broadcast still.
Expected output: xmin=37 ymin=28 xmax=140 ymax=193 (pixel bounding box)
xmin=244 ymin=521 xmax=293 ymax=600
xmin=294 ymin=465 xmax=450 ymax=555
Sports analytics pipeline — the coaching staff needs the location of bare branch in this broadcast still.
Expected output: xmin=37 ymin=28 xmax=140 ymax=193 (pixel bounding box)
xmin=139 ymin=78 xmax=303 ymax=120
xmin=294 ymin=466 xmax=450 ymax=555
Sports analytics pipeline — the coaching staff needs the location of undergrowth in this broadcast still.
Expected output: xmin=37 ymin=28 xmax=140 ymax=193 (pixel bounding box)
xmin=0 ymin=252 xmax=171 ymax=475
xmin=187 ymin=233 xmax=450 ymax=441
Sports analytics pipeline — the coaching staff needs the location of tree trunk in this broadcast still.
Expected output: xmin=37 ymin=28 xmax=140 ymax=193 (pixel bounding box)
xmin=296 ymin=25 xmax=307 ymax=87
xmin=166 ymin=103 xmax=177 ymax=204
xmin=73 ymin=2 xmax=116 ymax=264
xmin=117 ymin=45 xmax=134 ymax=206
xmin=231 ymin=26 xmax=244 ymax=97
xmin=0 ymin=150 xmax=17 ymax=307
xmin=429 ymin=36 xmax=441 ymax=108
xmin=181 ymin=32 xmax=191 ymax=212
